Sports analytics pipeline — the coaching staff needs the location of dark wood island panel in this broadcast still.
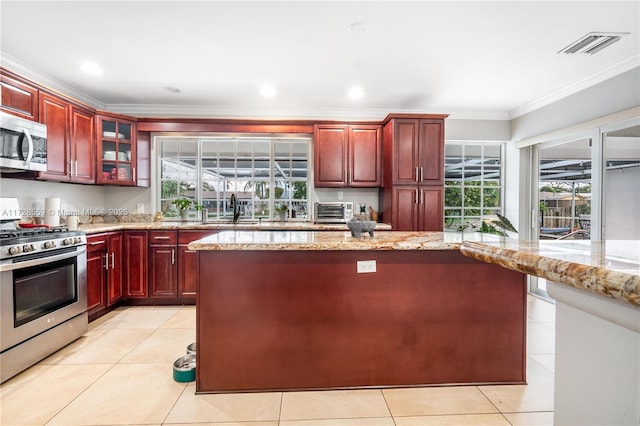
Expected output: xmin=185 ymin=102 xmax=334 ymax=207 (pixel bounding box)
xmin=196 ymin=249 xmax=526 ymax=393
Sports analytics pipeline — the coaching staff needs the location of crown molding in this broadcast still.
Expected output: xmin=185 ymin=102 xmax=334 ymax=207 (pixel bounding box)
xmin=1 ymin=53 xmax=106 ymax=109
xmin=509 ymin=54 xmax=640 ymax=119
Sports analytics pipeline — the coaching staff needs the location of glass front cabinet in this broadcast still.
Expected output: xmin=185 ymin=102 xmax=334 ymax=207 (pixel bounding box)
xmin=96 ymin=115 xmax=136 ymax=185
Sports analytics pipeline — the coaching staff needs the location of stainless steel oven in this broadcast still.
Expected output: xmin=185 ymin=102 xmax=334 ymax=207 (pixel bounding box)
xmin=0 ymin=199 xmax=87 ymax=383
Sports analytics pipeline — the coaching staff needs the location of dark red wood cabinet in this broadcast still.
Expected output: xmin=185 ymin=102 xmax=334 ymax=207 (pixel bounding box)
xmin=380 ymin=114 xmax=447 ymax=231
xmin=178 ymin=230 xmax=219 ymax=298
xmin=314 ymin=124 xmax=381 ymax=187
xmin=86 ymin=232 xmax=122 ymax=319
xmin=123 ymin=231 xmax=148 ymax=298
xmin=0 ymin=72 xmax=39 ymax=120
xmin=38 ymin=92 xmax=95 ymax=183
xmin=148 ymin=231 xmax=178 ymax=298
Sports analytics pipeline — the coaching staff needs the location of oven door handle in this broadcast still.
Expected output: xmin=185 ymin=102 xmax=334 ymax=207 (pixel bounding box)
xmin=0 ymin=247 xmax=85 ymax=272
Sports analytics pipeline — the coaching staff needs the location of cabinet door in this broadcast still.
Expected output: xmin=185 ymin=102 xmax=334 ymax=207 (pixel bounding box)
xmin=178 ymin=245 xmax=197 ymax=297
xmin=349 ymin=125 xmax=381 ymax=187
xmin=107 ymin=232 xmax=123 ymax=306
xmin=38 ymin=93 xmax=70 ymax=181
xmin=392 ymin=187 xmax=419 ymax=231
xmin=70 ymin=107 xmax=95 ymax=183
xmin=418 ymin=119 xmax=445 ymax=185
xmin=97 ymin=116 xmax=137 ymax=185
xmin=124 ymin=231 xmax=148 ymax=298
xmin=149 ymin=245 xmax=178 ymax=297
xmin=86 ymin=237 xmax=108 ymax=313
xmin=314 ymin=125 xmax=348 ymax=187
xmin=392 ymin=120 xmax=420 ymax=185
xmin=418 ymin=187 xmax=444 ymax=231
xmin=0 ymin=73 xmax=38 ymax=120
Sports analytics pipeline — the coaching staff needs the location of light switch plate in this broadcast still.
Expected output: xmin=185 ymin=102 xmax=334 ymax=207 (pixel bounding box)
xmin=357 ymin=260 xmax=376 ymax=273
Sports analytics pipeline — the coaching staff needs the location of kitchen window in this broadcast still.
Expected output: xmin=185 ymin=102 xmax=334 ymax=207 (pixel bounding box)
xmin=444 ymin=142 xmax=504 ymax=232
xmin=157 ymin=135 xmax=310 ymax=221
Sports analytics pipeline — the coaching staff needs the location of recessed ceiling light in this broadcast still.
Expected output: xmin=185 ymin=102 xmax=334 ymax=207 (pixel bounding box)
xmin=260 ymin=85 xmax=276 ymax=97
xmin=80 ymin=62 xmax=103 ymax=75
xmin=163 ymin=86 xmax=181 ymax=94
xmin=348 ymin=22 xmax=367 ymax=33
xmin=347 ymin=87 xmax=364 ymax=100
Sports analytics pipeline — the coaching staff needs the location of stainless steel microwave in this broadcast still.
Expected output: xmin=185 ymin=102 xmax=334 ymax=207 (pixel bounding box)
xmin=314 ymin=202 xmax=353 ymax=223
xmin=0 ymin=111 xmax=47 ymax=172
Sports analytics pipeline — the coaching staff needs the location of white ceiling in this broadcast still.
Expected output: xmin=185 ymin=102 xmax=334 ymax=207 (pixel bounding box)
xmin=1 ymin=1 xmax=638 ymax=121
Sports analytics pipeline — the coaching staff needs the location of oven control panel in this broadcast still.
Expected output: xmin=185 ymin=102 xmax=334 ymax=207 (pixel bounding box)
xmin=1 ymin=232 xmax=86 ymax=260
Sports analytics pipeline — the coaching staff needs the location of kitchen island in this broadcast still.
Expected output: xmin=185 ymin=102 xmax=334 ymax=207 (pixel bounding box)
xmin=189 ymin=231 xmax=527 ymax=393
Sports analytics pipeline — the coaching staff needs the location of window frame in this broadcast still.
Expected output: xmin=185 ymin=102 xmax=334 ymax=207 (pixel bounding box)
xmin=155 ymin=134 xmax=311 ymax=221
xmin=444 ymin=141 xmax=505 ymax=232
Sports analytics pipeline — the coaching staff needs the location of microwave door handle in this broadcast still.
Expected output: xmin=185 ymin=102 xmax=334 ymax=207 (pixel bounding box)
xmin=23 ymin=128 xmax=34 ymax=167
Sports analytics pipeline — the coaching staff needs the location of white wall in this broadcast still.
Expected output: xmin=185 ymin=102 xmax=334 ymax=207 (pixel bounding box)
xmin=0 ymin=178 xmax=105 ymax=221
xmin=511 ymin=68 xmax=640 ymax=142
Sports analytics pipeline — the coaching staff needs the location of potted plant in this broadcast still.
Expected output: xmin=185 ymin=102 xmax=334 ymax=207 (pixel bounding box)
xmin=274 ymin=202 xmax=288 ymax=220
xmin=172 ymin=198 xmax=202 ymax=221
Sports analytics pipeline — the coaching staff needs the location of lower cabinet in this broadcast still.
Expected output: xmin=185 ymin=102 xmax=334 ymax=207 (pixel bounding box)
xmin=86 ymin=232 xmax=122 ymax=319
xmin=149 ymin=231 xmax=178 ymax=298
xmin=88 ymin=229 xmax=219 ymax=317
xmin=390 ymin=186 xmax=443 ymax=231
xmin=178 ymin=230 xmax=217 ymax=298
xmin=123 ymin=231 xmax=148 ymax=298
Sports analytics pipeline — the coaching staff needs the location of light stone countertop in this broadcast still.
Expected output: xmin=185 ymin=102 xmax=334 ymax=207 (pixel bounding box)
xmin=460 ymin=239 xmax=640 ymax=306
xmin=188 ymin=230 xmax=504 ymax=251
xmin=78 ymin=221 xmax=392 ymax=234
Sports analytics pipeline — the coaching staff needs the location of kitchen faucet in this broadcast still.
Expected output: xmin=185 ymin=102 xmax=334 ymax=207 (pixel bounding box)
xmin=230 ymin=193 xmax=240 ymax=224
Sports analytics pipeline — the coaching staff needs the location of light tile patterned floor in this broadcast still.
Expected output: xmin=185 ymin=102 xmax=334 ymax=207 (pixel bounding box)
xmin=0 ymin=296 xmax=555 ymax=425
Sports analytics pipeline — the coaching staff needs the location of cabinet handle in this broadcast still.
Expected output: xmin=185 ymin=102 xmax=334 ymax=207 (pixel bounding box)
xmin=104 ymin=253 xmax=109 ymax=270
xmin=171 ymin=249 xmax=175 ymax=265
xmin=420 ymin=167 xmax=424 ymax=182
xmin=153 ymin=236 xmax=170 ymax=240
xmin=90 ymin=240 xmax=106 ymax=245
xmin=420 ymin=189 xmax=424 ymax=204
xmin=415 ymin=189 xmax=419 ymax=204
xmin=133 ymin=167 xmax=136 ymax=182
xmin=68 ymin=160 xmax=72 ymax=175
xmin=111 ymin=252 xmax=115 ymax=269
xmin=415 ymin=167 xmax=419 ymax=182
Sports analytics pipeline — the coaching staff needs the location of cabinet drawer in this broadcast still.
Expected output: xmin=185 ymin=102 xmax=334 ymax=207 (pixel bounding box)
xmin=149 ymin=230 xmax=177 ymax=244
xmin=178 ymin=230 xmax=219 ymax=244
xmin=87 ymin=234 xmax=108 ymax=251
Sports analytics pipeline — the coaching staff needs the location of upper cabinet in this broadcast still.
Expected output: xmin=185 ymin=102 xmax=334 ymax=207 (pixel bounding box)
xmin=96 ymin=115 xmax=137 ymax=185
xmin=314 ymin=124 xmax=381 ymax=188
xmin=383 ymin=117 xmax=446 ymax=187
xmin=38 ymin=92 xmax=95 ymax=183
xmin=1 ymin=73 xmax=39 ymax=121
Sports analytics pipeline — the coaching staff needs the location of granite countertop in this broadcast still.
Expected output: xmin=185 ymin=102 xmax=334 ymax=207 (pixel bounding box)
xmin=188 ymin=230 xmax=504 ymax=251
xmin=460 ymin=239 xmax=640 ymax=306
xmin=78 ymin=221 xmax=392 ymax=234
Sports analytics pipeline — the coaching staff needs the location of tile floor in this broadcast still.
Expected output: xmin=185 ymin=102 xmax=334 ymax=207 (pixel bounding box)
xmin=1 ymin=295 xmax=556 ymax=426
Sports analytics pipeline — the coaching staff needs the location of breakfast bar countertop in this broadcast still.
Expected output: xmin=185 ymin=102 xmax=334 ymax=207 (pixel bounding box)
xmin=460 ymin=239 xmax=640 ymax=306
xmin=187 ymin=230 xmax=504 ymax=251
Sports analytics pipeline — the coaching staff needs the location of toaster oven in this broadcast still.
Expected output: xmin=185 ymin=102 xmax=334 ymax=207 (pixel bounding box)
xmin=314 ymin=202 xmax=353 ymax=223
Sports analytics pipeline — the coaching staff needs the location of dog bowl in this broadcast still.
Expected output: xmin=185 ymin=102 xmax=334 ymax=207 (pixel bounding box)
xmin=173 ymin=354 xmax=196 ymax=382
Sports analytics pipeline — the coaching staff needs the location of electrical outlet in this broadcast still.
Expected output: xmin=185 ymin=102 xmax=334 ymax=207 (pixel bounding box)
xmin=357 ymin=260 xmax=376 ymax=273
xmin=338 ymin=191 xmax=344 ymax=200
xmin=136 ymin=203 xmax=144 ymax=213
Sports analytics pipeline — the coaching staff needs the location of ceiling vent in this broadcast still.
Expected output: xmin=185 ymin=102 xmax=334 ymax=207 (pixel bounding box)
xmin=558 ymin=32 xmax=628 ymax=55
